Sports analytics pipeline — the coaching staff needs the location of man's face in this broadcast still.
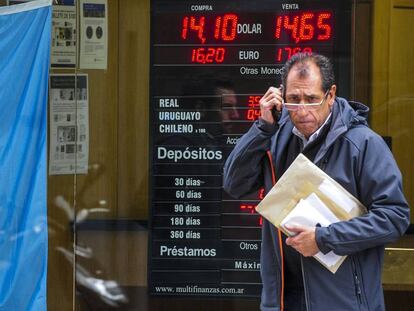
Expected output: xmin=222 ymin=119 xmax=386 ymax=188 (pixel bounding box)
xmin=217 ymin=87 xmax=240 ymax=132
xmin=285 ymin=62 xmax=336 ymax=138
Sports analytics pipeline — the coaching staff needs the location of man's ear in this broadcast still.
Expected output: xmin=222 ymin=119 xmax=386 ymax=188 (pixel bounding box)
xmin=328 ymin=84 xmax=337 ymax=108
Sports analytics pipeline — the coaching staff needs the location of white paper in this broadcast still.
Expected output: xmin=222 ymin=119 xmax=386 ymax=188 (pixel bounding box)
xmin=49 ymin=74 xmax=89 ymax=175
xmin=318 ymin=179 xmax=358 ymax=212
xmin=79 ymin=0 xmax=107 ymax=69
xmin=51 ymin=1 xmax=76 ymax=67
xmin=281 ymin=193 xmax=343 ymax=268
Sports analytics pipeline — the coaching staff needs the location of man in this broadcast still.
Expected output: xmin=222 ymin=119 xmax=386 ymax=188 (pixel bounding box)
xmin=223 ymin=53 xmax=410 ymax=311
xmin=215 ymin=79 xmax=240 ymax=134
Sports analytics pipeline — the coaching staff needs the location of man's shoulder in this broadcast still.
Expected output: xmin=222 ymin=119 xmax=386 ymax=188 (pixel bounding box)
xmin=341 ymin=125 xmax=390 ymax=153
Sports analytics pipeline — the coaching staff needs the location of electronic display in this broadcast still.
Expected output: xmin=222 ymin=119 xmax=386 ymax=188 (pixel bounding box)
xmin=154 ymin=11 xmax=335 ymax=66
xmin=150 ymin=0 xmax=353 ymax=298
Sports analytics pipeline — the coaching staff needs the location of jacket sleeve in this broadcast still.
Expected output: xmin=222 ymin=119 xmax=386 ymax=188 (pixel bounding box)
xmin=316 ymin=132 xmax=410 ymax=256
xmin=223 ymin=118 xmax=278 ymax=199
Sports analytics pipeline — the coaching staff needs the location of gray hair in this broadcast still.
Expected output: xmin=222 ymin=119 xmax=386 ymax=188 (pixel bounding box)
xmin=281 ymin=53 xmax=335 ymax=94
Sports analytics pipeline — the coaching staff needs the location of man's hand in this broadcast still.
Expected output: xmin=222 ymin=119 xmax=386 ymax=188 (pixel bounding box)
xmin=285 ymin=224 xmax=320 ymax=257
xmin=259 ymin=86 xmax=283 ymax=124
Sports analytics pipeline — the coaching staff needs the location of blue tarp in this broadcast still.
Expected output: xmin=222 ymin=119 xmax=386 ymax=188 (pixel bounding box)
xmin=0 ymin=0 xmax=51 ymax=310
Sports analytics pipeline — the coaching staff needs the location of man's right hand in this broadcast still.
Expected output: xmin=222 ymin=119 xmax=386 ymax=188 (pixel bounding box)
xmin=259 ymin=86 xmax=283 ymax=124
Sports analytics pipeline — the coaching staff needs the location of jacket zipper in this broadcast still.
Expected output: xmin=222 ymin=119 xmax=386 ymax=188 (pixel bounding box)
xmin=354 ymin=273 xmax=363 ymax=304
xmin=300 ymin=256 xmax=310 ymax=311
xmin=351 ymin=257 xmax=363 ymax=306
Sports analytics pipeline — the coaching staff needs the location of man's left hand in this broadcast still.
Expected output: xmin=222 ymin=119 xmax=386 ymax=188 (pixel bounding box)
xmin=285 ymin=225 xmax=320 ymax=257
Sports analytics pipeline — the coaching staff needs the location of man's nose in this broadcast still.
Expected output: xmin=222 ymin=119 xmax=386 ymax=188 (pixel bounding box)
xmin=296 ymin=104 xmax=308 ymax=116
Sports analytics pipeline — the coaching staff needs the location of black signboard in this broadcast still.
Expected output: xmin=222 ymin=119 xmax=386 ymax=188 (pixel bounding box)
xmin=149 ymin=0 xmax=353 ymax=297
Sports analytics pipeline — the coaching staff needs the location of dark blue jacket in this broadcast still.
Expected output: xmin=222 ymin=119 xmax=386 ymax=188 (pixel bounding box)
xmin=223 ymin=97 xmax=410 ymax=311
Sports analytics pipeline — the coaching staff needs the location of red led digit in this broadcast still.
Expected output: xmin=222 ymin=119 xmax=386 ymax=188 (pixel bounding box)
xmin=283 ymin=15 xmax=299 ymax=43
xmin=182 ymin=17 xmax=189 ymax=39
xmin=285 ymin=46 xmax=292 ymax=59
xmin=248 ymin=96 xmax=255 ymax=107
xmin=215 ymin=48 xmax=225 ymax=62
xmin=259 ymin=216 xmax=263 ymax=226
xmin=277 ymin=47 xmax=283 ymax=62
xmin=206 ymin=48 xmax=215 ymax=63
xmin=247 ymin=109 xmax=254 ymax=120
xmin=255 ymin=96 xmax=261 ymax=106
xmin=317 ymin=12 xmax=332 ymax=40
xmin=196 ymin=48 xmax=206 ymax=63
xmin=299 ymin=13 xmax=314 ymax=41
xmin=275 ymin=16 xmax=283 ymax=39
xmin=221 ymin=14 xmax=238 ymax=41
xmin=214 ymin=16 xmax=222 ymax=39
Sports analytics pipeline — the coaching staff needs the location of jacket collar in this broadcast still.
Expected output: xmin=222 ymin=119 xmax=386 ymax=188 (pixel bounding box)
xmin=314 ymin=97 xmax=369 ymax=163
xmin=271 ymin=97 xmax=369 ymax=165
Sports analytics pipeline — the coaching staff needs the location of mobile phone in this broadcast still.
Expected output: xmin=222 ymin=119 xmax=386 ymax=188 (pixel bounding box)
xmin=271 ymin=106 xmax=281 ymax=121
xmin=271 ymin=84 xmax=283 ymax=122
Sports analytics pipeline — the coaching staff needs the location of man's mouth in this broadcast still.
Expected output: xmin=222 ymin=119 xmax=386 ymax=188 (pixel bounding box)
xmin=297 ymin=120 xmax=312 ymax=124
